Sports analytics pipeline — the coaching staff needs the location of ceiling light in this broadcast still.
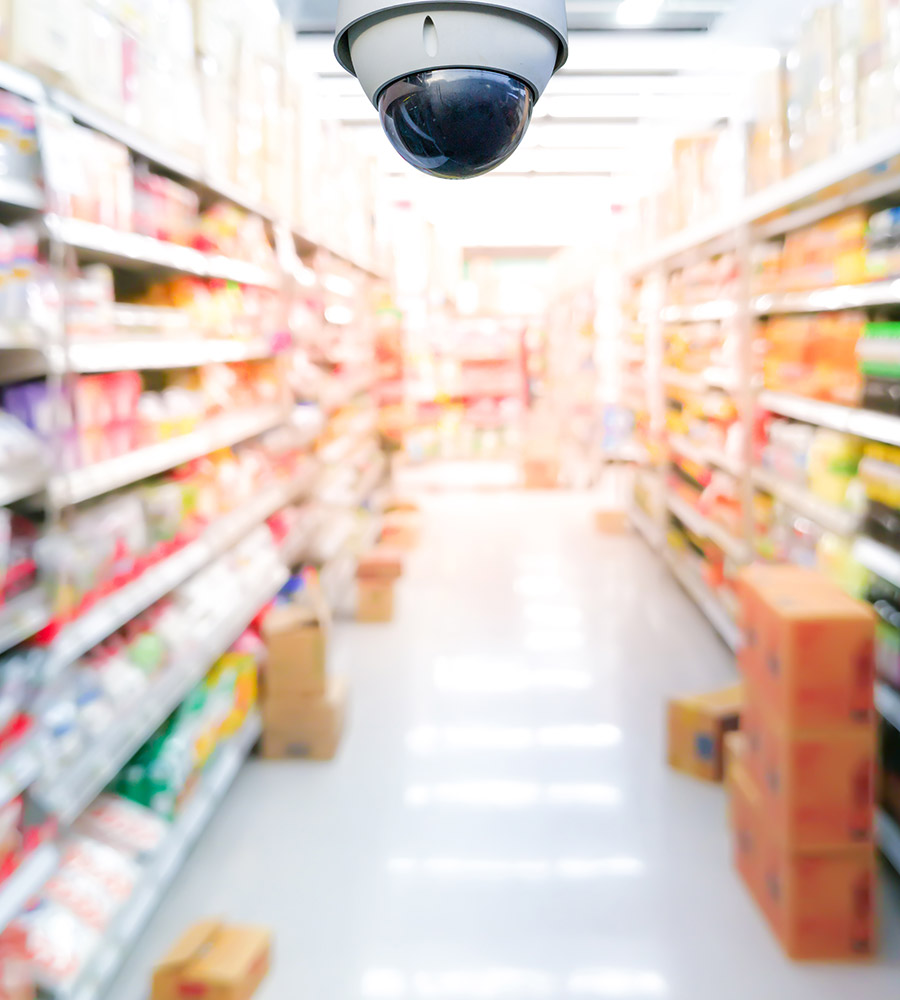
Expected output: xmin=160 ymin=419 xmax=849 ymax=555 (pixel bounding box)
xmin=615 ymin=0 xmax=664 ymax=27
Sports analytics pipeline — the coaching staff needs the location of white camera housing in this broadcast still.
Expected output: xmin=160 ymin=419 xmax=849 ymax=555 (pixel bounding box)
xmin=334 ymin=0 xmax=568 ymax=178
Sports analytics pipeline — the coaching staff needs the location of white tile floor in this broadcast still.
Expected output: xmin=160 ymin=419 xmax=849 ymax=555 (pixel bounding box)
xmin=111 ymin=491 xmax=900 ymax=999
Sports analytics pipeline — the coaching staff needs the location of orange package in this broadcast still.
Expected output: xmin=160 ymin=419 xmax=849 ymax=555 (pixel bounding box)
xmin=737 ymin=565 xmax=875 ymax=730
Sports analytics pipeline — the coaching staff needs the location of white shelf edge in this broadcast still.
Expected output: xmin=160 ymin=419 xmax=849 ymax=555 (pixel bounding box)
xmin=61 ymin=711 xmax=262 ymax=1000
xmin=0 ymin=460 xmax=47 ymax=506
xmin=0 ymin=844 xmax=60 ymax=937
xmin=878 ymin=809 xmax=900 ymax=873
xmin=666 ymin=492 xmax=749 ymax=564
xmin=0 ymin=588 xmax=50 ymax=656
xmin=661 ymin=301 xmax=736 ymax=323
xmin=662 ymin=368 xmax=705 ymax=394
xmin=62 ymin=338 xmax=277 ymax=373
xmin=752 ymin=468 xmax=862 ymax=536
xmin=853 ymin=536 xmax=900 ymax=589
xmin=36 ymin=569 xmax=287 ymax=824
xmin=662 ymin=546 xmax=740 ymax=651
xmin=876 ymin=681 xmax=900 ymax=732
xmin=48 ymin=405 xmax=288 ymax=506
xmin=628 ymin=504 xmax=663 ymax=550
xmin=754 ymin=278 xmax=900 ymax=315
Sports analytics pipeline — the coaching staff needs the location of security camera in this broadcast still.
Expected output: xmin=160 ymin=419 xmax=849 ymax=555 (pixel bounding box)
xmin=334 ymin=0 xmax=568 ymax=179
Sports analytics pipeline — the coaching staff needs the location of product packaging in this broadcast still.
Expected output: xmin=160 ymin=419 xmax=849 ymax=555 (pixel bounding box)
xmin=261 ymin=676 xmax=348 ymax=761
xmin=151 ymin=920 xmax=271 ymax=1000
xmin=737 ymin=564 xmax=875 ymax=729
xmin=666 ymin=684 xmax=743 ymax=782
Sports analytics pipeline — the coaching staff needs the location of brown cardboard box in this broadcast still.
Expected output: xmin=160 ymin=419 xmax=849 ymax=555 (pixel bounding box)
xmin=523 ymin=458 xmax=558 ymax=490
xmin=666 ymin=684 xmax=743 ymax=782
xmin=262 ymin=676 xmax=348 ymax=761
xmin=737 ymin=565 xmax=875 ymax=730
xmin=380 ymin=510 xmax=421 ymax=550
xmin=723 ymin=729 xmax=747 ymax=791
xmin=261 ymin=603 xmax=328 ymax=699
xmin=357 ymin=547 xmax=404 ymax=581
xmin=742 ymin=691 xmax=874 ymax=850
xmin=594 ymin=509 xmax=628 ymax=534
xmin=152 ymin=920 xmax=271 ymax=1000
xmin=357 ymin=579 xmax=394 ymax=623
xmin=730 ymin=753 xmax=765 ymax=907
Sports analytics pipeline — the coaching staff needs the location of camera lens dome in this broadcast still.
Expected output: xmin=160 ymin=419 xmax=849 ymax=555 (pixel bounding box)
xmin=378 ymin=69 xmax=533 ymax=179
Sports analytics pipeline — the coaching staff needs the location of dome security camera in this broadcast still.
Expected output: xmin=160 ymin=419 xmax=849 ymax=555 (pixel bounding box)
xmin=334 ymin=0 xmax=568 ymax=179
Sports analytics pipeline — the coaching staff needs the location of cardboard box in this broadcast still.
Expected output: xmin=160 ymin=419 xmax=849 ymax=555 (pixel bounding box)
xmin=357 ymin=547 xmax=404 ymax=581
xmin=730 ymin=754 xmax=765 ymax=907
xmin=594 ymin=509 xmax=628 ymax=534
xmin=666 ymin=684 xmax=743 ymax=782
xmin=357 ymin=578 xmax=394 ymax=624
xmin=152 ymin=920 xmax=271 ymax=1000
xmin=523 ymin=458 xmax=558 ymax=490
xmin=738 ymin=565 xmax=875 ymax=729
xmin=724 ymin=729 xmax=747 ymax=791
xmin=742 ymin=693 xmax=874 ymax=850
xmin=759 ymin=833 xmax=876 ymax=960
xmin=380 ymin=510 xmax=421 ymax=550
xmin=261 ymin=602 xmax=328 ymax=699
xmin=262 ymin=676 xmax=348 ymax=761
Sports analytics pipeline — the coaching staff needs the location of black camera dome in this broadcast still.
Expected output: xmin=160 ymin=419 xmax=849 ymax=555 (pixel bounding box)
xmin=378 ymin=69 xmax=533 ymax=179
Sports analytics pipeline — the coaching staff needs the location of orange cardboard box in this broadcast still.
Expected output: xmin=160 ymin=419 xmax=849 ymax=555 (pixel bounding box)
xmin=724 ymin=729 xmax=747 ymax=791
xmin=666 ymin=684 xmax=743 ymax=782
xmin=758 ymin=833 xmax=876 ymax=960
xmin=594 ymin=509 xmax=628 ymax=533
xmin=357 ymin=578 xmax=394 ymax=623
xmin=737 ymin=565 xmax=875 ymax=729
xmin=523 ymin=458 xmax=558 ymax=489
xmin=152 ymin=920 xmax=271 ymax=1000
xmin=741 ymin=694 xmax=874 ymax=850
xmin=729 ymin=754 xmax=765 ymax=907
xmin=262 ymin=676 xmax=348 ymax=761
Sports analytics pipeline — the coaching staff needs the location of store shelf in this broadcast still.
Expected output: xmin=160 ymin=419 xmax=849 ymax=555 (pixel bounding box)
xmin=59 ymin=337 xmax=277 ymax=373
xmin=628 ymin=504 xmax=663 ymax=550
xmin=853 ymin=537 xmax=900 ymax=588
xmin=661 ymin=301 xmax=736 ymax=323
xmin=0 ymin=459 xmax=46 ymax=506
xmin=43 ymin=470 xmax=310 ymax=680
xmin=48 ymin=405 xmax=288 ymax=506
xmin=876 ymin=682 xmax=900 ymax=732
xmin=666 ymin=493 xmax=749 ymax=563
xmin=0 ymin=177 xmax=43 ymax=213
xmin=0 ymin=588 xmax=50 ymax=656
xmin=34 ymin=568 xmax=286 ymax=824
xmin=46 ymin=217 xmax=280 ymax=288
xmin=59 ymin=710 xmax=262 ymax=1000
xmin=628 ymin=129 xmax=900 ymax=273
xmin=758 ymin=392 xmax=900 ymax=448
xmin=662 ymin=546 xmax=740 ymax=651
xmin=754 ymin=278 xmax=900 ymax=315
xmin=878 ymin=809 xmax=900 ymax=873
xmin=0 ymin=736 xmax=43 ymax=809
xmin=662 ymin=368 xmax=706 ymax=394
xmin=0 ymin=844 xmax=60 ymax=937
xmin=669 ymin=434 xmax=743 ymax=477
xmin=752 ymin=468 xmax=861 ymax=536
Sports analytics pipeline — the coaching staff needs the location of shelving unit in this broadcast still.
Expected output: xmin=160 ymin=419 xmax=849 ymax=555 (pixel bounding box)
xmin=752 ymin=468 xmax=861 ymax=536
xmin=58 ymin=710 xmax=262 ymax=1000
xmin=666 ymin=493 xmax=749 ymax=563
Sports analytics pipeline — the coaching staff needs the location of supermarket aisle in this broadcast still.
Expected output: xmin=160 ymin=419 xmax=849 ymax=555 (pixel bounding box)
xmin=110 ymin=492 xmax=900 ymax=1000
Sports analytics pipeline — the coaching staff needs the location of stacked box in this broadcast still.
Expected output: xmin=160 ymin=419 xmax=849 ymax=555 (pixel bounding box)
xmin=667 ymin=685 xmax=743 ymax=782
xmin=733 ymin=565 xmax=877 ymax=960
xmin=356 ymin=545 xmax=403 ymax=624
xmin=260 ymin=599 xmax=348 ymax=761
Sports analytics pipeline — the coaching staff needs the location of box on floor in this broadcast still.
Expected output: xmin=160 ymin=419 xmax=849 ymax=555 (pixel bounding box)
xmin=262 ymin=676 xmax=348 ymax=761
xmin=357 ymin=577 xmax=394 ymax=623
xmin=152 ymin=920 xmax=271 ymax=1000
xmin=261 ymin=601 xmax=329 ymax=699
xmin=380 ymin=510 xmax=422 ymax=550
xmin=667 ymin=684 xmax=743 ymax=782
xmin=594 ymin=509 xmax=628 ymax=534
